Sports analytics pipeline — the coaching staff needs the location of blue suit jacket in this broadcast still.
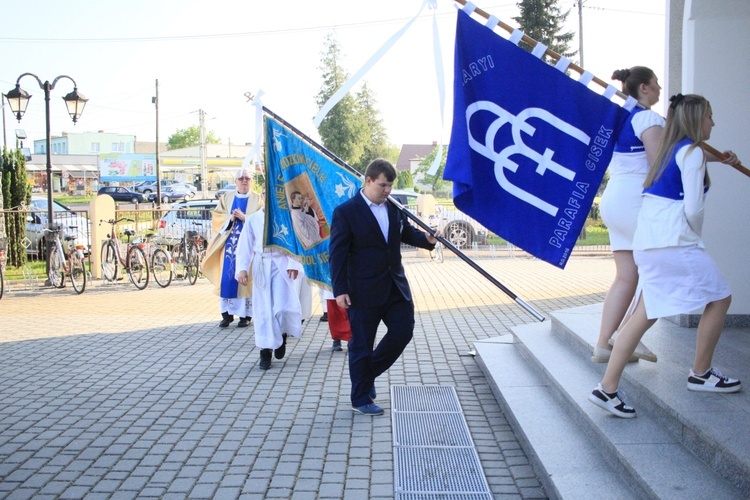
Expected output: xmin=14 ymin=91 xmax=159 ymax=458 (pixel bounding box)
xmin=329 ymin=192 xmax=435 ymax=308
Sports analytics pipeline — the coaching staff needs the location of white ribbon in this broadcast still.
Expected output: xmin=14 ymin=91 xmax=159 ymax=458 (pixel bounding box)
xmin=623 ymin=96 xmax=638 ymax=112
xmin=554 ymin=56 xmax=571 ymax=73
xmin=509 ymin=29 xmax=524 ymax=45
xmin=578 ymin=71 xmax=594 ymax=87
xmin=462 ymin=1 xmax=477 ymax=15
xmin=312 ymin=0 xmax=431 ymax=128
xmin=426 ymin=1 xmax=445 ymax=177
xmin=531 ymin=42 xmax=547 ymax=59
xmin=484 ymin=15 xmax=500 ymax=29
xmin=602 ymin=84 xmax=618 ymax=100
xmin=242 ymin=89 xmax=265 ymax=172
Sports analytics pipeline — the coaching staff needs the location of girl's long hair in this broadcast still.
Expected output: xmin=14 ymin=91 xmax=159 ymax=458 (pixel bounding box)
xmin=645 ymin=94 xmax=711 ymax=188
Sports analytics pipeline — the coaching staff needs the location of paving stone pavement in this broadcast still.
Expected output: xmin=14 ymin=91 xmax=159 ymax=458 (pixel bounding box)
xmin=0 ymin=253 xmax=615 ymax=499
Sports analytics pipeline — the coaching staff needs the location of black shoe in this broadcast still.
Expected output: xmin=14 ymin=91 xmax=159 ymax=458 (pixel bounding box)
xmin=238 ymin=317 xmax=251 ymax=328
xmin=320 ymin=312 xmax=328 ymax=322
xmin=219 ymin=312 xmax=234 ymax=328
xmin=275 ymin=334 xmax=288 ymax=360
xmin=259 ymin=349 xmax=272 ymax=370
xmin=332 ymin=339 xmax=343 ymax=352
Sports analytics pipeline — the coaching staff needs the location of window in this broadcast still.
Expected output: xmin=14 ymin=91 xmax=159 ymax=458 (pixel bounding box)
xmin=111 ymin=142 xmax=125 ymax=152
xmin=91 ymin=142 xmax=100 ymax=153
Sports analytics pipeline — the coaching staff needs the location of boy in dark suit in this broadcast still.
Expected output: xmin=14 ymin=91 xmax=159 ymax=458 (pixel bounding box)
xmin=329 ymin=159 xmax=439 ymax=415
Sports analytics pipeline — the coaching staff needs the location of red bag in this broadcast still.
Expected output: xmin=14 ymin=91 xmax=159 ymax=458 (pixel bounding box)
xmin=326 ymin=299 xmax=352 ymax=342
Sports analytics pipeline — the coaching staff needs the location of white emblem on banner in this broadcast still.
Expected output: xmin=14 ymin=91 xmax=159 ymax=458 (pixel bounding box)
xmin=465 ymin=100 xmax=590 ymax=216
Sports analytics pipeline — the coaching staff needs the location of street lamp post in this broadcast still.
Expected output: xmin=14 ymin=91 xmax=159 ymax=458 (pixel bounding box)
xmin=4 ymin=73 xmax=87 ymax=278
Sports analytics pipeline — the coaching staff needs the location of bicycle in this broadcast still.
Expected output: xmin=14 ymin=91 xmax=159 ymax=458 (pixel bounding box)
xmin=45 ymin=226 xmax=87 ymax=294
xmin=144 ymin=232 xmax=173 ymax=288
xmin=169 ymin=223 xmax=202 ymax=286
xmin=99 ymin=218 xmax=150 ymax=290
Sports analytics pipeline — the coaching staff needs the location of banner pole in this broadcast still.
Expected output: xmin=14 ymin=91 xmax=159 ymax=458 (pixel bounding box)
xmin=263 ymin=106 xmax=545 ymax=322
xmin=453 ymin=0 xmax=748 ymax=176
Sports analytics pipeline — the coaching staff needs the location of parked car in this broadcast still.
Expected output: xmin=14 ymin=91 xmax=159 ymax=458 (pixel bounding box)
xmin=214 ymin=184 xmax=237 ymax=199
xmin=135 ymin=179 xmax=178 ymax=195
xmin=98 ymin=186 xmax=146 ymax=204
xmin=389 ymin=189 xmax=487 ymax=249
xmin=433 ymin=206 xmax=487 ymax=248
xmin=156 ymin=199 xmax=218 ymax=247
xmin=148 ymin=182 xmax=197 ymax=203
xmin=25 ymin=196 xmax=91 ymax=256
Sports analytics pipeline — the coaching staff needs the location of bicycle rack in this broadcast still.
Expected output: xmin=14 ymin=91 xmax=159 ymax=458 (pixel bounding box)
xmin=21 ymin=265 xmax=40 ymax=290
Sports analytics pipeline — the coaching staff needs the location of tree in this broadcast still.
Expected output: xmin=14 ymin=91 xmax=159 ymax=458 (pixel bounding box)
xmin=1 ymin=148 xmax=30 ymax=267
xmin=316 ymin=34 xmax=368 ymax=171
xmin=513 ymin=0 xmax=576 ymax=59
xmin=167 ymin=125 xmax=221 ymax=150
xmin=354 ymin=83 xmax=399 ymax=170
xmin=397 ymin=169 xmax=414 ymax=190
xmin=414 ymin=145 xmax=449 ymax=194
xmin=316 ymin=34 xmax=397 ymax=174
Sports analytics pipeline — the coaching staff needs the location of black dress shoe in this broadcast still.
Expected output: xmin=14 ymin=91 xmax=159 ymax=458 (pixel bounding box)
xmin=274 ymin=334 xmax=288 ymax=359
xmin=219 ymin=312 xmax=234 ymax=328
xmin=238 ymin=317 xmax=251 ymax=327
xmin=259 ymin=349 xmax=272 ymax=370
xmin=320 ymin=312 xmax=328 ymax=322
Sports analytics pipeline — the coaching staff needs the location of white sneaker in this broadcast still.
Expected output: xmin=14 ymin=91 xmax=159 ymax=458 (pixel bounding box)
xmin=588 ymin=383 xmax=636 ymax=418
xmin=608 ymin=333 xmax=657 ymax=362
xmin=687 ymin=368 xmax=742 ymax=393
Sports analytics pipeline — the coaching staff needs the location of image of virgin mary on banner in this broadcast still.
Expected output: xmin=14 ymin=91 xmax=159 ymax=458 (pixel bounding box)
xmin=264 ymin=114 xmax=361 ymax=287
xmin=444 ymin=9 xmax=631 ymax=268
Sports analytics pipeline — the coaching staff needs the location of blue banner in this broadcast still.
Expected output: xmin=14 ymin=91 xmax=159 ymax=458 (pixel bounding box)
xmin=264 ymin=115 xmax=361 ymax=287
xmin=444 ymin=10 xmax=629 ymax=268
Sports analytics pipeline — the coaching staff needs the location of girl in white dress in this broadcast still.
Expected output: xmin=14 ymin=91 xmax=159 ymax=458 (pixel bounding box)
xmin=589 ymin=94 xmax=742 ymax=418
xmin=595 ymin=66 xmax=664 ymax=363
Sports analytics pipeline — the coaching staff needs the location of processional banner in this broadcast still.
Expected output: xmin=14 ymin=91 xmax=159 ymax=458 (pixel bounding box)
xmin=444 ymin=9 xmax=630 ymax=268
xmin=264 ymin=114 xmax=361 ymax=287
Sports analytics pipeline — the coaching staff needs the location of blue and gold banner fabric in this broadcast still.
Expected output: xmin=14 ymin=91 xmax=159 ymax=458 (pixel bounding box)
xmin=444 ymin=10 xmax=629 ymax=268
xmin=264 ymin=115 xmax=361 ymax=287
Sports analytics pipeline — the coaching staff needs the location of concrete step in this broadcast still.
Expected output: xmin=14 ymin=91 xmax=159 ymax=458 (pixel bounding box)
xmin=475 ymin=304 xmax=749 ymax=498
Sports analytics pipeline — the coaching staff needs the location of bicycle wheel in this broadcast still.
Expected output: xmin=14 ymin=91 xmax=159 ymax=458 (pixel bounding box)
xmin=101 ymin=240 xmax=118 ymax=282
xmin=126 ymin=245 xmax=150 ymax=290
xmin=170 ymin=243 xmax=185 ymax=279
xmin=0 ymin=266 xmax=4 ymax=300
xmin=69 ymin=251 xmax=87 ymax=294
xmin=185 ymin=243 xmax=199 ymax=285
xmin=151 ymin=248 xmax=173 ymax=288
xmin=48 ymin=247 xmax=65 ymax=288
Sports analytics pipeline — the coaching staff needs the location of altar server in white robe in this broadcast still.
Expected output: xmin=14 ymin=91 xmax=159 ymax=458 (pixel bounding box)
xmin=235 ymin=209 xmax=303 ymax=370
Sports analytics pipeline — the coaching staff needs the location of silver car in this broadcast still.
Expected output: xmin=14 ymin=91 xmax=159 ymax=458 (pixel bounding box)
xmin=25 ymin=196 xmax=91 ymax=256
xmin=156 ymin=199 xmax=217 ymax=248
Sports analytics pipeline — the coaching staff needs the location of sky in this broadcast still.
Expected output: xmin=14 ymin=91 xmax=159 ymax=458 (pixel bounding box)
xmin=1 ymin=0 xmax=666 ymax=152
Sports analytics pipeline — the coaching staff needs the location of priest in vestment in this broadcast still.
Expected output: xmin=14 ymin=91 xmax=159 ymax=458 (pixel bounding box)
xmin=202 ymin=169 xmax=262 ymax=328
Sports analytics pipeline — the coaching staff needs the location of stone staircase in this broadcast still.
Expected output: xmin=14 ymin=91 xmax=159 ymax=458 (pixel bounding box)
xmin=474 ymin=303 xmax=750 ymax=499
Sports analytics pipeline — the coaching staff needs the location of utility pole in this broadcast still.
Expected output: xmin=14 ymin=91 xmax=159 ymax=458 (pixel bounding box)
xmin=1 ymin=96 xmax=6 ymax=149
xmin=577 ymin=0 xmax=585 ymax=67
xmin=199 ymin=109 xmax=207 ymax=197
xmin=153 ymin=79 xmax=161 ymax=204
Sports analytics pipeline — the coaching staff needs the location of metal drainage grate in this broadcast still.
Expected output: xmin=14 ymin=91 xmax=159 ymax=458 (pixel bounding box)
xmin=393 ymin=413 xmax=474 ymax=447
xmin=392 ymin=385 xmax=462 ymax=412
xmin=392 ymin=385 xmax=492 ymax=499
